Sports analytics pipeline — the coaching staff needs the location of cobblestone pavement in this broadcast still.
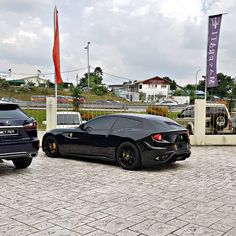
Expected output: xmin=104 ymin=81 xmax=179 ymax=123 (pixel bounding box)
xmin=0 ymin=146 xmax=236 ymax=236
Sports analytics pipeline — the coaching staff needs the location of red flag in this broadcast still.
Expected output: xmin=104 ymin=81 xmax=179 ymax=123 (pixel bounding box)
xmin=53 ymin=7 xmax=63 ymax=84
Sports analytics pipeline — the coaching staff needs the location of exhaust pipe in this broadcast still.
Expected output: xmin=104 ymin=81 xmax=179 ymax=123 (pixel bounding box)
xmin=29 ymin=153 xmax=37 ymax=158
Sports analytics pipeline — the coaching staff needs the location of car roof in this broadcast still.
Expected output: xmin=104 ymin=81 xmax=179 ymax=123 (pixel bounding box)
xmin=57 ymin=111 xmax=80 ymax=114
xmin=106 ymin=113 xmax=176 ymax=122
xmin=185 ymin=103 xmax=226 ymax=108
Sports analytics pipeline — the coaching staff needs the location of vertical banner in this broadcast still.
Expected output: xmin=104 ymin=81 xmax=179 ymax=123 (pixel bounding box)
xmin=206 ymin=14 xmax=222 ymax=88
xmin=53 ymin=6 xmax=63 ymax=85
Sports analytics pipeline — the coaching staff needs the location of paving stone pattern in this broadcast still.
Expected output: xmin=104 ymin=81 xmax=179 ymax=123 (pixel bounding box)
xmin=0 ymin=146 xmax=236 ymax=236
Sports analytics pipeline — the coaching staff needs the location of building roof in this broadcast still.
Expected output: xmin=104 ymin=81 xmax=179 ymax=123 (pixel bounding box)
xmin=6 ymin=75 xmax=48 ymax=82
xmin=133 ymin=76 xmax=171 ymax=85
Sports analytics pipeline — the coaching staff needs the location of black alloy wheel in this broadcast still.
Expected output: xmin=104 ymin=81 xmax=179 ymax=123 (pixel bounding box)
xmin=43 ymin=135 xmax=59 ymax=157
xmin=116 ymin=142 xmax=141 ymax=170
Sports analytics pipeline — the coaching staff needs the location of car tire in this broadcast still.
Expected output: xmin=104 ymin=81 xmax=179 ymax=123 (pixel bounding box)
xmin=116 ymin=142 xmax=141 ymax=170
xmin=43 ymin=135 xmax=60 ymax=157
xmin=12 ymin=157 xmax=32 ymax=169
xmin=211 ymin=113 xmax=228 ymax=130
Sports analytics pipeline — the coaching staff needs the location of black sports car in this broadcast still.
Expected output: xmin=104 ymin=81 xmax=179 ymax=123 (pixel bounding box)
xmin=42 ymin=113 xmax=191 ymax=170
xmin=0 ymin=102 xmax=39 ymax=168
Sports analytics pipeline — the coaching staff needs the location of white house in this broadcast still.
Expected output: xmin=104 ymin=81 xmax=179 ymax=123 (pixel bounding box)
xmin=128 ymin=76 xmax=171 ymax=102
xmin=6 ymin=75 xmax=49 ymax=87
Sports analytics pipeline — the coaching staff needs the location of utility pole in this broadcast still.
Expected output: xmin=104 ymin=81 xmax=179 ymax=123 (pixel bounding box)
xmin=76 ymin=73 xmax=78 ymax=86
xmin=85 ymin=42 xmax=91 ymax=89
xmin=195 ymin=69 xmax=201 ymax=99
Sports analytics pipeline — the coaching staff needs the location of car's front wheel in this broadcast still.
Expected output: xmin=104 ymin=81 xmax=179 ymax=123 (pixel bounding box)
xmin=12 ymin=157 xmax=32 ymax=169
xmin=43 ymin=135 xmax=59 ymax=157
xmin=116 ymin=142 xmax=141 ymax=170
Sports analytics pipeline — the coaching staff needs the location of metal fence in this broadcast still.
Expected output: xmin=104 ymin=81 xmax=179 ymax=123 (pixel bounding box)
xmin=22 ymin=101 xmax=236 ymax=135
xmin=22 ymin=102 xmax=185 ymax=131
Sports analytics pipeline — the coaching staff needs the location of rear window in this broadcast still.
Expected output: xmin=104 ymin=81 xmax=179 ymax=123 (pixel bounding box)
xmin=150 ymin=117 xmax=185 ymax=132
xmin=57 ymin=114 xmax=81 ymax=125
xmin=0 ymin=106 xmax=28 ymax=119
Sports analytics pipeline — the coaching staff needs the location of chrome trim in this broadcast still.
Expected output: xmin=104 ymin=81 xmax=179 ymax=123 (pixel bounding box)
xmin=0 ymin=126 xmax=23 ymax=128
xmin=0 ymin=152 xmax=30 ymax=159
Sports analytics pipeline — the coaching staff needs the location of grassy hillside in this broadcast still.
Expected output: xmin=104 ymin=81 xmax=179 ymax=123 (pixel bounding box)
xmin=0 ymin=86 xmax=126 ymax=103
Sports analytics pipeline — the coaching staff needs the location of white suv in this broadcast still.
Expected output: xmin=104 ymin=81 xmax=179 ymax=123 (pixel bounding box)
xmin=177 ymin=103 xmax=232 ymax=134
xmin=56 ymin=112 xmax=82 ymax=128
xmin=43 ymin=111 xmax=82 ymax=129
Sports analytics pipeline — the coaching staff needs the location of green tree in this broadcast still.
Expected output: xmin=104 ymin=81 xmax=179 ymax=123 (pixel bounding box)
xmin=79 ymin=66 xmax=104 ymax=88
xmin=211 ymin=73 xmax=234 ymax=98
xmin=92 ymin=84 xmax=108 ymax=96
xmin=170 ymin=80 xmax=177 ymax=91
xmin=196 ymin=73 xmax=235 ymax=99
xmin=71 ymin=85 xmax=81 ymax=111
xmin=0 ymin=79 xmax=10 ymax=89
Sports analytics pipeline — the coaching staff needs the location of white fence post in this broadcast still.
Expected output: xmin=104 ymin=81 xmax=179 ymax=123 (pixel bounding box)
xmin=46 ymin=97 xmax=57 ymax=130
xmin=191 ymin=99 xmax=206 ymax=145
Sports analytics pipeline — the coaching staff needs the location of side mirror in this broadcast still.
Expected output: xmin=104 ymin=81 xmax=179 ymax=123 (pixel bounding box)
xmin=80 ymin=123 xmax=85 ymax=130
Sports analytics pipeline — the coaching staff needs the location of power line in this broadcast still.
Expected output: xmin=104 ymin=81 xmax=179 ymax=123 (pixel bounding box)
xmin=90 ymin=66 xmax=133 ymax=81
xmin=0 ymin=67 xmax=87 ymax=76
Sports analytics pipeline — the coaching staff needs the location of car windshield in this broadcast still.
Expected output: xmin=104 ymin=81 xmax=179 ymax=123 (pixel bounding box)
xmin=57 ymin=114 xmax=80 ymax=125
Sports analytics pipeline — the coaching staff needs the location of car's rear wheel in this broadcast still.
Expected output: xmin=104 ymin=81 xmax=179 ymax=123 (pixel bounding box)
xmin=43 ymin=135 xmax=59 ymax=157
xmin=12 ymin=157 xmax=32 ymax=169
xmin=116 ymin=142 xmax=141 ymax=170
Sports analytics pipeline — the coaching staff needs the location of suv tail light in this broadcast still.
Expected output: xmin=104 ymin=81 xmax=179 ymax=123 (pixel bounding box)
xmin=152 ymin=134 xmax=162 ymax=141
xmin=24 ymin=121 xmax=37 ymax=131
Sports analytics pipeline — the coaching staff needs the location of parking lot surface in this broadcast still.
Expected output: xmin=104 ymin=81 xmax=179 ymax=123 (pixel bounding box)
xmin=0 ymin=146 xmax=236 ymax=236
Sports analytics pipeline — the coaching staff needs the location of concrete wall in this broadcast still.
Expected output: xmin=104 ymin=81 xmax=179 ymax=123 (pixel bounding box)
xmin=46 ymin=97 xmax=57 ymax=130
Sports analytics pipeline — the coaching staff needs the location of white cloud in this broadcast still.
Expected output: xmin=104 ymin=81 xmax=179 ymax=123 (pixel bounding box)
xmin=0 ymin=0 xmax=236 ymax=86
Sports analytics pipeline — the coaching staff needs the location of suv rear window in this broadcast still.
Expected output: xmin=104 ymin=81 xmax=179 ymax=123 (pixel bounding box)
xmin=57 ymin=114 xmax=81 ymax=125
xmin=0 ymin=105 xmax=28 ymax=119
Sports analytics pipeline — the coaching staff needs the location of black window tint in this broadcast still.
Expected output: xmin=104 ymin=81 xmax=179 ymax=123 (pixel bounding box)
xmin=164 ymin=121 xmax=183 ymax=129
xmin=84 ymin=117 xmax=116 ymax=130
xmin=112 ymin=117 xmax=141 ymax=130
xmin=0 ymin=108 xmax=28 ymax=119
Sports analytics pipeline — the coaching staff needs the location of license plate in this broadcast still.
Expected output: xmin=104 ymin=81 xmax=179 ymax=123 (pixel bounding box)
xmin=0 ymin=129 xmax=18 ymax=136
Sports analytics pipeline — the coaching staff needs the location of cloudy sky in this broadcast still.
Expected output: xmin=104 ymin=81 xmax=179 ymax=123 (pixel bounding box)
xmin=0 ymin=0 xmax=236 ymax=86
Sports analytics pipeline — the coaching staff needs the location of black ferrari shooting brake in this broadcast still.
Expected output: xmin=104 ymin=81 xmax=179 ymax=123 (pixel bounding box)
xmin=42 ymin=113 xmax=191 ymax=170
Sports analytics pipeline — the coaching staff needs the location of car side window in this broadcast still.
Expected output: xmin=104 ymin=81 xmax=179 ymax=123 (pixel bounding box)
xmin=182 ymin=107 xmax=194 ymax=117
xmin=112 ymin=117 xmax=141 ymax=130
xmin=84 ymin=116 xmax=117 ymax=130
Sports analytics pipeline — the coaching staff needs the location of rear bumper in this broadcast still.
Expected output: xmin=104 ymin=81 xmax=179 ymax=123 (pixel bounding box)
xmin=0 ymin=138 xmax=39 ymax=160
xmin=140 ymin=142 xmax=191 ymax=166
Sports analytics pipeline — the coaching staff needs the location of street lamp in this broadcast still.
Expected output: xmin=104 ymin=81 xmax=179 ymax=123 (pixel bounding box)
xmin=8 ymin=68 xmax=12 ymax=77
xmin=85 ymin=42 xmax=91 ymax=88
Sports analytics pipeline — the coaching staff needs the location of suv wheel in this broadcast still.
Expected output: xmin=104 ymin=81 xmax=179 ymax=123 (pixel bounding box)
xmin=12 ymin=157 xmax=32 ymax=169
xmin=211 ymin=113 xmax=228 ymax=130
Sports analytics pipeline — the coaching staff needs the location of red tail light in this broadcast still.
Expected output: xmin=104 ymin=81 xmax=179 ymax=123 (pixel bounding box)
xmin=152 ymin=134 xmax=162 ymax=141
xmin=24 ymin=121 xmax=37 ymax=131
